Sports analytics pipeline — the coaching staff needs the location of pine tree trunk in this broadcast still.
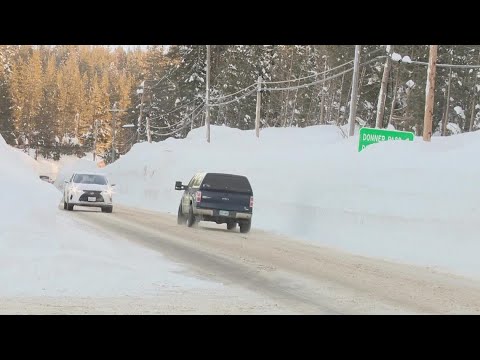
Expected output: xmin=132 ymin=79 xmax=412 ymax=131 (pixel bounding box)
xmin=326 ymin=80 xmax=334 ymax=124
xmin=336 ymin=72 xmax=345 ymax=125
xmin=350 ymin=64 xmax=366 ymax=127
xmin=282 ymin=50 xmax=295 ymax=127
xmin=469 ymin=52 xmax=480 ymax=132
xmin=305 ymin=91 xmax=314 ymax=126
xmin=388 ymin=67 xmax=399 ymax=128
xmin=442 ymin=66 xmax=453 ymax=136
xmin=375 ymin=45 xmax=393 ymax=128
xmin=265 ymin=98 xmax=272 ymax=127
xmin=344 ymin=81 xmax=352 ymax=125
xmin=320 ymin=60 xmax=327 ymax=124
xmin=469 ymin=94 xmax=476 ymax=132
xmin=289 ymin=87 xmax=299 ymax=127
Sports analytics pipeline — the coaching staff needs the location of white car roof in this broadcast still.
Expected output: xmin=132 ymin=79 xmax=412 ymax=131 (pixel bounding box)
xmin=73 ymin=171 xmax=106 ymax=175
xmin=73 ymin=172 xmax=107 ymax=177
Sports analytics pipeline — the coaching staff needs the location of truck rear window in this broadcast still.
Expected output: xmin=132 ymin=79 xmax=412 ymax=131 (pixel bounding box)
xmin=201 ymin=174 xmax=252 ymax=193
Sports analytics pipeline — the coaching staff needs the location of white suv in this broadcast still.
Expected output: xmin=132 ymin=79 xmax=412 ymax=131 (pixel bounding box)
xmin=63 ymin=172 xmax=115 ymax=213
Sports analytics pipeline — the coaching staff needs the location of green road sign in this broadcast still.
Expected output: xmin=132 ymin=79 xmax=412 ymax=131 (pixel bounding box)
xmin=358 ymin=127 xmax=414 ymax=152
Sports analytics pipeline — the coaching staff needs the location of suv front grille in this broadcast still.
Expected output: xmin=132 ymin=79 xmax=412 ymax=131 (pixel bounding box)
xmin=79 ymin=191 xmax=104 ymax=202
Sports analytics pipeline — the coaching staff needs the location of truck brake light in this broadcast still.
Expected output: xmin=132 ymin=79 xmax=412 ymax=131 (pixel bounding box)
xmin=250 ymin=196 xmax=254 ymax=208
xmin=196 ymin=191 xmax=202 ymax=203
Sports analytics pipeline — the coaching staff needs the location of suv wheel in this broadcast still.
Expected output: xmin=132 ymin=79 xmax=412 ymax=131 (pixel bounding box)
xmin=227 ymin=222 xmax=236 ymax=231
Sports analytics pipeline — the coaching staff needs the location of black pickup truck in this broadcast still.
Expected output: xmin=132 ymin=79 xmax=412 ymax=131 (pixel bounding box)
xmin=175 ymin=172 xmax=253 ymax=233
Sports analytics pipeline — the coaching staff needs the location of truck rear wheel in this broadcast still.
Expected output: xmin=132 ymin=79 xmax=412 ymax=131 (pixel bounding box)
xmin=239 ymin=220 xmax=251 ymax=234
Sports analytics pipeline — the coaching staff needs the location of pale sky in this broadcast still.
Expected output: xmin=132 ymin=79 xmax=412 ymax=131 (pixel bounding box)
xmin=110 ymin=45 xmax=170 ymax=53
xmin=108 ymin=45 xmax=148 ymax=51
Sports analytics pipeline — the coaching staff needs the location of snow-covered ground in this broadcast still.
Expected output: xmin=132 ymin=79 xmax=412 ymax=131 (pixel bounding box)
xmin=0 ymin=135 xmax=220 ymax=297
xmin=76 ymin=124 xmax=480 ymax=280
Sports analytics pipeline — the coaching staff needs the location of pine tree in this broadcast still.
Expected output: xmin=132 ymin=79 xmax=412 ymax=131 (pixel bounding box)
xmin=38 ymin=54 xmax=59 ymax=157
xmin=0 ymin=45 xmax=16 ymax=144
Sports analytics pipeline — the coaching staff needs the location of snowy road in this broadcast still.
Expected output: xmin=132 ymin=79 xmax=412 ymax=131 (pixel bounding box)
xmin=46 ymin=204 xmax=480 ymax=315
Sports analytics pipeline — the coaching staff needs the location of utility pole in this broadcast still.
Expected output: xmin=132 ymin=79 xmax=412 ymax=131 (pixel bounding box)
xmin=375 ymin=45 xmax=393 ymax=128
xmin=255 ymin=76 xmax=262 ymax=138
xmin=205 ymin=45 xmax=211 ymax=143
xmin=348 ymin=45 xmax=361 ymax=137
xmin=93 ymin=119 xmax=99 ymax=162
xmin=423 ymin=45 xmax=438 ymax=142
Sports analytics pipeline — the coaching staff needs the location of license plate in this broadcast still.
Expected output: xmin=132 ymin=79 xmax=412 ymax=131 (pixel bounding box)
xmin=219 ymin=210 xmax=229 ymax=216
xmin=88 ymin=197 xmax=96 ymax=202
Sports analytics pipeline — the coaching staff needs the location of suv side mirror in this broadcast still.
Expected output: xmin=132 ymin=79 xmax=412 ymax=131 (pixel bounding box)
xmin=175 ymin=181 xmax=187 ymax=190
xmin=64 ymin=180 xmax=69 ymax=184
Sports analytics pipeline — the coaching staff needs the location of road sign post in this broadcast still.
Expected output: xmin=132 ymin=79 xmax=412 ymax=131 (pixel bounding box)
xmin=358 ymin=127 xmax=414 ymax=152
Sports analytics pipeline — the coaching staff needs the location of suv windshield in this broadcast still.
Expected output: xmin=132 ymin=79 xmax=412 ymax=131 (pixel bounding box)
xmin=73 ymin=174 xmax=107 ymax=185
xmin=201 ymin=174 xmax=252 ymax=193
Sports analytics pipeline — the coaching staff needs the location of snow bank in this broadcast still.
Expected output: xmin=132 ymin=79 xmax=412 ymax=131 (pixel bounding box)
xmin=0 ymin=135 xmax=217 ymax=297
xmin=0 ymin=138 xmax=59 ymax=231
xmin=53 ymin=156 xmax=99 ymax=190
xmin=100 ymin=125 xmax=480 ymax=279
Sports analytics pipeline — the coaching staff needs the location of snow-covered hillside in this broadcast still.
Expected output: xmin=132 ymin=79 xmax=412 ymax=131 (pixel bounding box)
xmin=94 ymin=125 xmax=480 ymax=279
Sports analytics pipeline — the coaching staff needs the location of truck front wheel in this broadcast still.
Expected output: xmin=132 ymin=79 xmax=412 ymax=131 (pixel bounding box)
xmin=186 ymin=207 xmax=196 ymax=227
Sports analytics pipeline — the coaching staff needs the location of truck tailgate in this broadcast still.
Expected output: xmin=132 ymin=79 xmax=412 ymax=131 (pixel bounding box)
xmin=198 ymin=190 xmax=251 ymax=213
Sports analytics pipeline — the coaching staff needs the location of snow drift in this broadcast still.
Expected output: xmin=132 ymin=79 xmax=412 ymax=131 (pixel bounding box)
xmin=0 ymin=135 xmax=217 ymax=297
xmin=98 ymin=125 xmax=480 ymax=279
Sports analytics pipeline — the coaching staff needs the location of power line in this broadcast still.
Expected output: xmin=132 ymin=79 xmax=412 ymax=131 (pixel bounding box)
xmin=210 ymin=84 xmax=257 ymax=102
xmin=261 ymin=47 xmax=385 ymax=85
xmin=151 ymin=105 xmax=205 ymax=137
xmin=209 ymin=88 xmax=258 ymax=107
xmin=405 ymin=60 xmax=480 ymax=69
xmin=263 ymin=59 xmax=354 ymax=85
xmin=264 ymin=66 xmax=355 ymax=92
xmin=150 ymin=102 xmax=205 ymax=130
xmin=144 ymin=61 xmax=198 ymax=92
xmin=261 ymin=55 xmax=391 ymax=92
xmin=148 ymin=98 xmax=199 ymax=120
xmin=145 ymin=64 xmax=181 ymax=90
xmin=209 ymin=48 xmax=387 ymax=103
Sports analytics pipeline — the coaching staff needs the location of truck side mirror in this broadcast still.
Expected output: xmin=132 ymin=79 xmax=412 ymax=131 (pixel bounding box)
xmin=175 ymin=181 xmax=186 ymax=190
